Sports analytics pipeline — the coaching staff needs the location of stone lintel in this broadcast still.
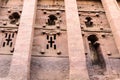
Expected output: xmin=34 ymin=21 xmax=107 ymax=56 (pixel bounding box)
xmin=64 ymin=0 xmax=89 ymax=80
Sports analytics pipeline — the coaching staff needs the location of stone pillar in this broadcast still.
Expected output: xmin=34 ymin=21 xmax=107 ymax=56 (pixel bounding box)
xmin=0 ymin=0 xmax=37 ymax=80
xmin=0 ymin=0 xmax=1 ymax=5
xmin=64 ymin=0 xmax=89 ymax=80
xmin=101 ymin=0 xmax=120 ymax=54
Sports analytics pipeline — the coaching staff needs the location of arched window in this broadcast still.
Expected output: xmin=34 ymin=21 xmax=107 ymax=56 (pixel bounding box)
xmin=87 ymin=35 xmax=106 ymax=68
xmin=85 ymin=16 xmax=93 ymax=27
xmin=9 ymin=12 xmax=20 ymax=24
xmin=47 ymin=15 xmax=57 ymax=25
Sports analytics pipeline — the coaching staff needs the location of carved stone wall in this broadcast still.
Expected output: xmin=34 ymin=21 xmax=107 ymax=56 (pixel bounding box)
xmin=0 ymin=0 xmax=23 ymax=78
xmin=77 ymin=0 xmax=120 ymax=80
xmin=0 ymin=0 xmax=120 ymax=80
xmin=31 ymin=0 xmax=69 ymax=80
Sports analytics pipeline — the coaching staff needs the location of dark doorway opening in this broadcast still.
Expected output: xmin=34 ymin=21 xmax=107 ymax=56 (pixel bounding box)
xmin=87 ymin=35 xmax=106 ymax=69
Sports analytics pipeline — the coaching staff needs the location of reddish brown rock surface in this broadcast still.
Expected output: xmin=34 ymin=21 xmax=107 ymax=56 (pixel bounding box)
xmin=0 ymin=0 xmax=120 ymax=80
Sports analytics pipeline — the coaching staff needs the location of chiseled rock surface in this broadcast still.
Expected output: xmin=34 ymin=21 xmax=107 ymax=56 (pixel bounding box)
xmin=30 ymin=57 xmax=69 ymax=80
xmin=0 ymin=55 xmax=12 ymax=78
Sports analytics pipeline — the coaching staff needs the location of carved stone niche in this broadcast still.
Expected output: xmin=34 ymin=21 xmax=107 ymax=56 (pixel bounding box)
xmin=0 ymin=0 xmax=23 ymax=27
xmin=83 ymin=32 xmax=119 ymax=58
xmin=32 ymin=28 xmax=68 ymax=57
xmin=77 ymin=0 xmax=104 ymax=12
xmin=36 ymin=0 xmax=66 ymax=29
xmin=82 ymin=32 xmax=120 ymax=79
xmin=35 ymin=9 xmax=66 ymax=30
xmin=0 ymin=10 xmax=21 ymax=27
xmin=79 ymin=12 xmax=110 ymax=31
xmin=0 ymin=28 xmax=17 ymax=54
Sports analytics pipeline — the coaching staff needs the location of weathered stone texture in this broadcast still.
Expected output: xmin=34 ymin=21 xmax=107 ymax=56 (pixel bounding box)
xmin=0 ymin=0 xmax=120 ymax=80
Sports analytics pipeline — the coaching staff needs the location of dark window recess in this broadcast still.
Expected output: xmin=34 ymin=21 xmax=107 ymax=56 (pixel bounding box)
xmin=6 ymin=34 xmax=12 ymax=45
xmin=87 ymin=35 xmax=106 ymax=69
xmin=47 ymin=15 xmax=57 ymax=25
xmin=46 ymin=35 xmax=56 ymax=50
xmin=85 ymin=17 xmax=93 ymax=27
xmin=3 ymin=42 xmax=6 ymax=47
xmin=10 ymin=42 xmax=13 ymax=47
xmin=54 ymin=34 xmax=56 ymax=40
xmin=54 ymin=45 xmax=56 ymax=49
xmin=9 ymin=12 xmax=20 ymax=24
xmin=47 ymin=35 xmax=49 ymax=40
xmin=46 ymin=44 xmax=49 ymax=49
xmin=10 ymin=48 xmax=14 ymax=53
xmin=12 ymin=33 xmax=14 ymax=38
xmin=48 ymin=37 xmax=55 ymax=47
xmin=5 ymin=33 xmax=8 ymax=38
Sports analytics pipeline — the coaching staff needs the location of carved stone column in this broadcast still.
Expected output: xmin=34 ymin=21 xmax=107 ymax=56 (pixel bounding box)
xmin=64 ymin=0 xmax=89 ymax=80
xmin=0 ymin=0 xmax=37 ymax=80
xmin=101 ymin=0 xmax=120 ymax=54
